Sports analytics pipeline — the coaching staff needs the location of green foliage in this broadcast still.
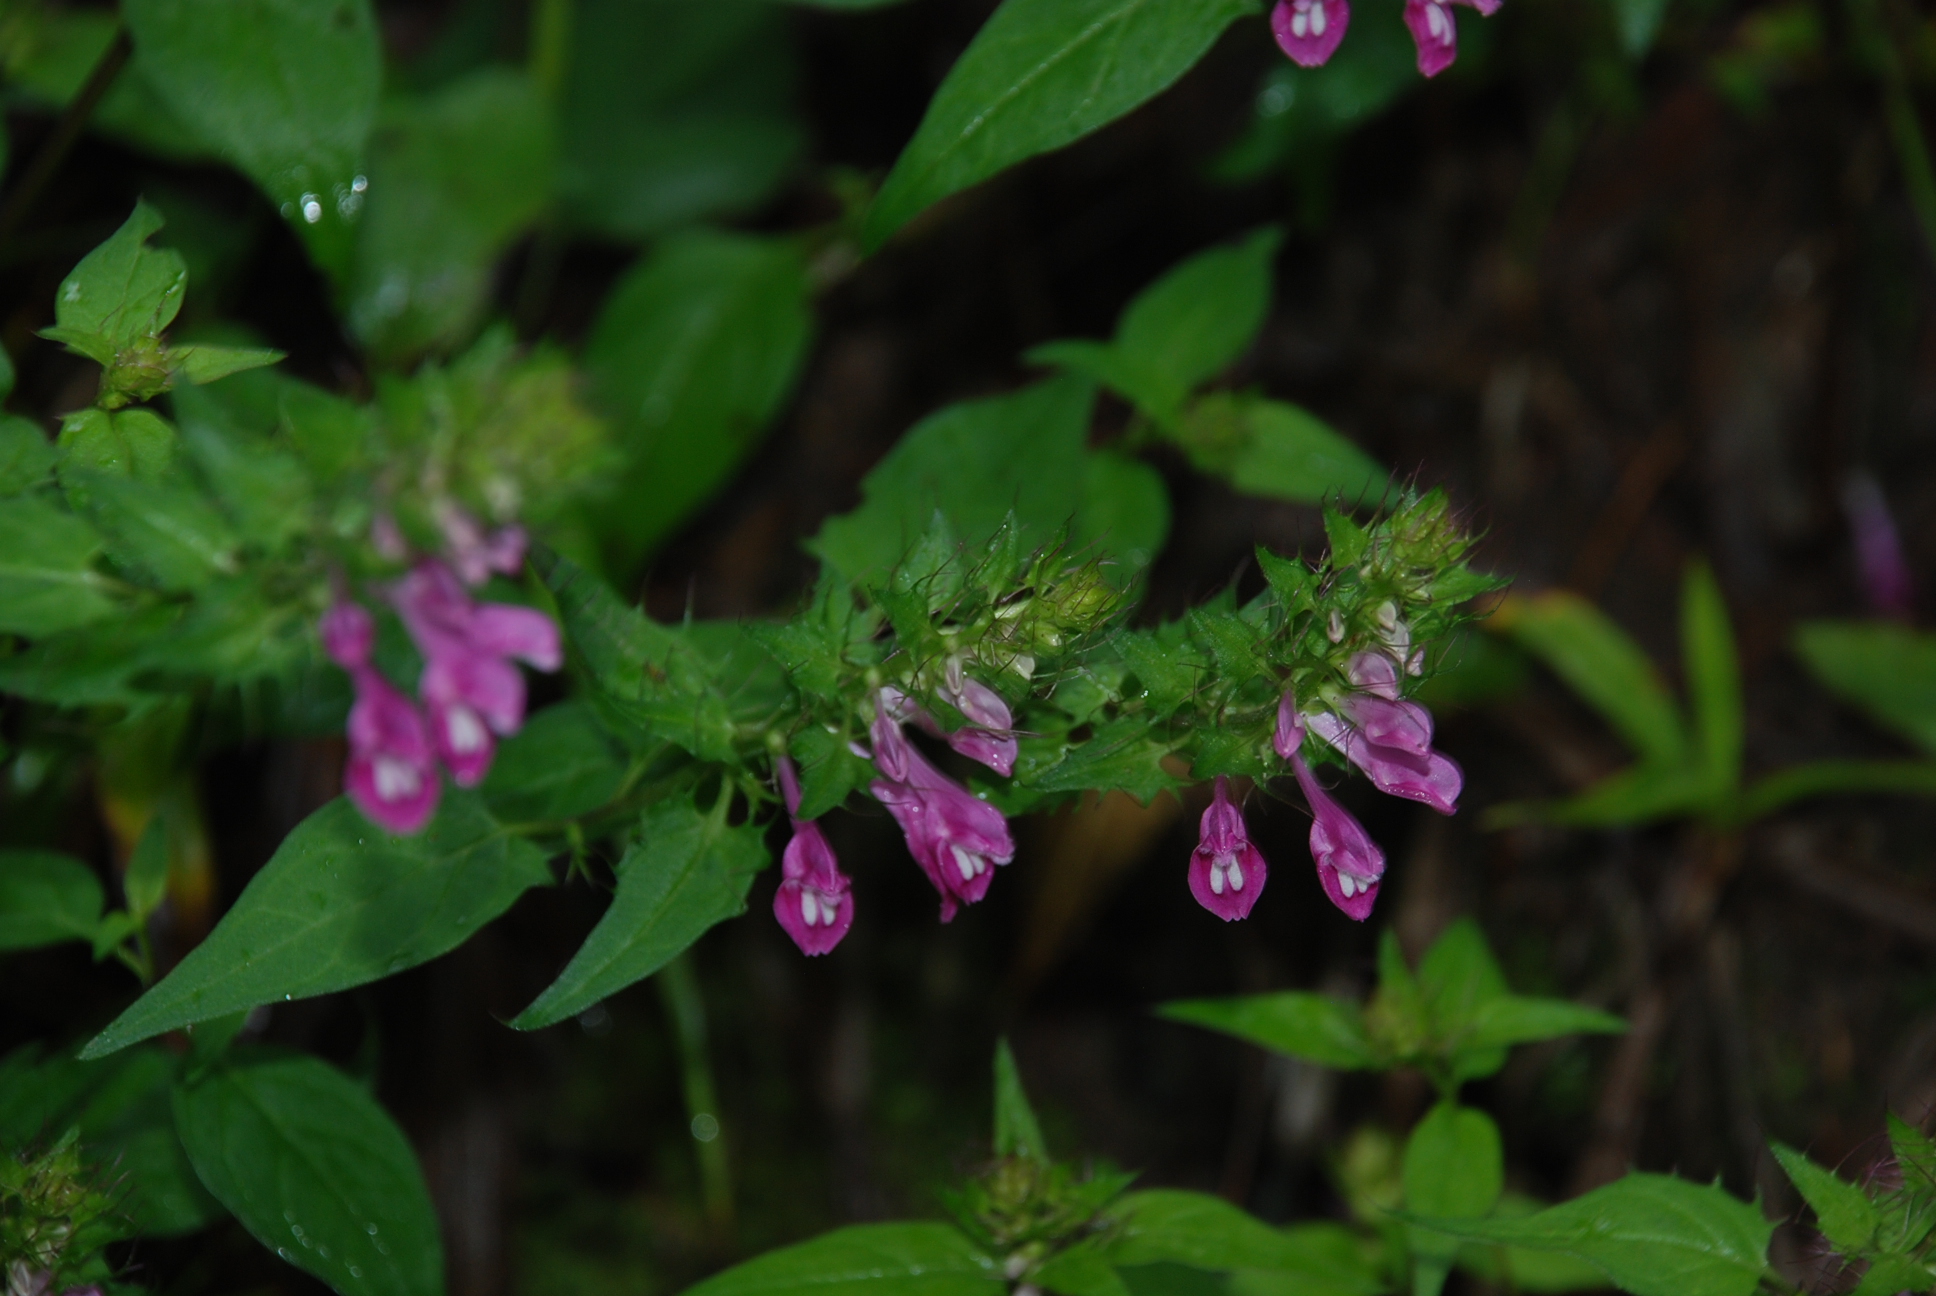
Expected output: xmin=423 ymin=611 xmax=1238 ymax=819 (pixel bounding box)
xmin=0 ymin=497 xmax=114 ymax=638
xmin=0 ymin=851 xmax=105 ymax=951
xmin=681 ymin=1223 xmax=1003 ymax=1295
xmin=123 ymin=0 xmax=382 ymax=276
xmin=1402 ymin=1103 xmax=1503 ymax=1296
xmin=174 ymin=1051 xmax=443 ymax=1296
xmin=0 ymin=1129 xmax=125 ymax=1295
xmin=480 ymin=701 xmax=631 ymax=824
xmin=512 ymin=791 xmax=768 ymax=1029
xmin=584 ymin=229 xmax=814 ymax=574
xmin=1795 ymin=620 xmax=1936 ymax=755
xmin=1407 ymin=1174 xmax=1774 ymax=1296
xmin=1766 ymin=1126 xmax=1936 ymax=1293
xmin=1610 ymin=0 xmax=1673 ymax=57
xmin=83 ymin=793 xmax=552 ymax=1057
xmin=993 ymin=1040 xmax=1048 ymax=1162
xmin=1162 ymin=920 xmax=1624 ymax=1097
xmin=864 ymin=0 xmax=1262 ymax=248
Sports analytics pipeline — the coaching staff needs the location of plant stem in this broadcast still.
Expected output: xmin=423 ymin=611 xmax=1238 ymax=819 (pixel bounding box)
xmin=659 ymin=952 xmax=735 ymax=1245
xmin=0 ymin=25 xmax=134 ymax=250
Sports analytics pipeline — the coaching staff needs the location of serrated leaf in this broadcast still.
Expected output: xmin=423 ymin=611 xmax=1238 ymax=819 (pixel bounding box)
xmin=1768 ymin=1142 xmax=1877 ymax=1255
xmin=1159 ymin=993 xmax=1380 ymax=1070
xmin=993 ymin=1039 xmax=1048 ymax=1161
xmin=864 ymin=0 xmax=1259 ymax=247
xmin=1322 ymin=504 xmax=1368 ymax=569
xmin=46 ymin=202 xmax=186 ymax=352
xmin=83 ymin=793 xmax=551 ymax=1057
xmin=513 ymin=795 xmax=768 ymax=1029
xmin=124 ymin=0 xmax=382 ymax=277
xmin=0 ymin=496 xmax=115 ymax=637
xmin=788 ymin=726 xmax=875 ymax=821
xmin=174 ymin=1052 xmax=441 ymax=1296
xmin=1020 ymin=716 xmax=1175 ymax=803
xmin=1852 ymin=1255 xmax=1935 ymax=1296
xmin=585 ymin=229 xmax=812 ymax=574
xmin=0 ymin=850 xmax=105 ymax=951
xmin=1406 ymin=1174 xmax=1773 ymax=1296
xmin=684 ymin=1223 xmax=1001 ymax=1296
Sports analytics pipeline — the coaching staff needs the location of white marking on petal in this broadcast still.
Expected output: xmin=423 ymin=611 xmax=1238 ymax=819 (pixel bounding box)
xmin=1291 ymin=10 xmax=1308 ymax=36
xmin=1209 ymin=862 xmax=1225 ymax=896
xmin=447 ymin=706 xmax=488 ymax=754
xmin=1225 ymin=854 xmax=1245 ymax=892
xmin=801 ymin=890 xmax=820 ymax=926
xmin=1311 ymin=3 xmax=1326 ymax=36
xmin=953 ymin=845 xmax=978 ymax=881
xmin=1339 ymin=873 xmax=1357 ymax=898
xmin=374 ymin=757 xmax=420 ymax=802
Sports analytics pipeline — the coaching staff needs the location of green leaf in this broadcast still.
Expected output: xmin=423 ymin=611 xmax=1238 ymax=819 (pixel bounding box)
xmin=124 ymin=814 xmax=171 ymax=921
xmin=1033 ymin=1244 xmax=1131 ymax=1296
xmin=0 ymin=496 xmax=115 ymax=637
xmin=0 ymin=416 xmax=58 ymax=496
xmin=1451 ymin=1194 xmax=1616 ymax=1294
xmin=171 ymin=345 xmax=284 ymax=386
xmin=82 ymin=793 xmax=551 ymax=1057
xmin=1500 ymin=591 xmax=1688 ymax=766
xmin=1021 ymin=716 xmax=1177 ymax=802
xmin=1610 ymin=0 xmax=1671 ymax=57
xmin=1217 ymin=397 xmax=1384 ymax=505
xmin=682 ymin=1222 xmax=1002 ymax=1295
xmin=45 ymin=201 xmax=187 ymax=353
xmin=512 ymin=794 xmax=768 ymax=1029
xmin=1794 ymin=621 xmax=1936 ymax=757
xmin=1031 ymin=228 xmax=1281 ymax=423
xmin=1406 ymin=1174 xmax=1773 ymax=1296
xmin=560 ymin=0 xmax=803 ymax=242
xmin=1224 ymin=1223 xmax=1389 ymax=1295
xmin=1767 ymin=1142 xmax=1877 ymax=1255
xmin=1404 ymin=1103 xmax=1503 ymax=1296
xmin=1322 ymin=504 xmax=1368 ymax=569
xmin=0 ymin=850 xmax=105 ymax=951
xmin=123 ymin=0 xmax=382 ymax=277
xmin=173 ymin=384 xmax=313 ymax=550
xmin=57 ymin=406 xmax=180 ymax=480
xmin=1159 ymin=993 xmax=1380 ymax=1070
xmin=1488 ymin=761 xmax=1710 ymax=831
xmin=1458 ymin=996 xmax=1627 ymax=1054
xmin=1852 ymin=1255 xmax=1935 ymax=1296
xmin=1887 ymin=1113 xmax=1936 ymax=1194
xmin=481 ymin=702 xmax=630 ymax=824
xmin=1739 ymin=759 xmax=1936 ymax=819
xmin=1680 ymin=562 xmax=1741 ymax=799
xmin=71 ymin=469 xmax=239 ymax=591
xmin=1108 ymin=1190 xmax=1326 ymax=1272
xmin=864 ymin=0 xmax=1260 ymax=247
xmin=584 ymin=229 xmax=812 ymax=573
xmin=993 ymin=1039 xmax=1048 ymax=1161
xmin=788 ymin=725 xmax=876 ymax=821
xmin=348 ymin=69 xmax=555 ymax=360
xmin=173 ymin=1052 xmax=442 ymax=1296
xmin=1417 ymin=919 xmax=1507 ymax=1038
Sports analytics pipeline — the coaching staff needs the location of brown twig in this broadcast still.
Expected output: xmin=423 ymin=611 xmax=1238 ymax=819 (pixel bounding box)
xmin=0 ymin=26 xmax=134 ymax=251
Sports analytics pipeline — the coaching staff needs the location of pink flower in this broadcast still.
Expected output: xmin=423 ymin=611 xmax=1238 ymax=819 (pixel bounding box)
xmin=391 ymin=561 xmax=561 ymax=788
xmin=773 ymin=756 xmax=854 ymax=956
xmin=881 ymin=665 xmax=1019 ymax=778
xmin=868 ymin=692 xmax=1015 ymax=922
xmin=1844 ymin=472 xmax=1915 ymax=621
xmin=1303 ymin=653 xmax=1463 ymax=814
xmin=1290 ymin=753 xmax=1385 ymax=921
xmin=321 ymin=600 xmax=375 ymax=669
xmin=1271 ymin=0 xmax=1349 ymax=67
xmin=1274 ymin=690 xmax=1305 ymax=761
xmin=344 ymin=662 xmax=441 ymax=834
xmin=1189 ymin=776 xmax=1269 ymax=921
xmin=1403 ymin=0 xmax=1500 ymax=77
xmin=438 ymin=505 xmax=529 ymax=587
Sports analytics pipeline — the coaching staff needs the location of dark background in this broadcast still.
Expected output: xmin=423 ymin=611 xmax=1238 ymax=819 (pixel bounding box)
xmin=5 ymin=1 xmax=1936 ymax=1293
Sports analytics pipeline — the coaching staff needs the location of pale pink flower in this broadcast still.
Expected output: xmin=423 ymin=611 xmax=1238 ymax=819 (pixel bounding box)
xmin=1189 ymin=776 xmax=1269 ymax=921
xmin=1304 ymin=653 xmax=1463 ymax=815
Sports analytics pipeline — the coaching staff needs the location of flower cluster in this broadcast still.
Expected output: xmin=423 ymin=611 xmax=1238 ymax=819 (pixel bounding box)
xmin=321 ymin=516 xmax=561 ymax=833
xmin=1271 ymin=0 xmax=1502 ymax=77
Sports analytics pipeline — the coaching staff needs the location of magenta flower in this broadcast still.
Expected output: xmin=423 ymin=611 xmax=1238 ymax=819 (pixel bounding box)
xmin=1403 ymin=0 xmax=1500 ymax=77
xmin=1271 ymin=0 xmax=1349 ymax=67
xmin=868 ymin=692 xmax=1015 ymax=922
xmin=1303 ymin=653 xmax=1462 ymax=815
xmin=438 ymin=505 xmax=529 ymax=587
xmin=391 ymin=561 xmax=561 ymax=788
xmin=773 ymin=756 xmax=854 ymax=956
xmin=881 ymin=666 xmax=1019 ymax=778
xmin=1291 ymin=753 xmax=1385 ymax=921
xmin=322 ymin=600 xmax=441 ymax=834
xmin=1189 ymin=776 xmax=1269 ymax=921
xmin=1274 ymin=690 xmax=1305 ymax=761
xmin=1844 ymin=472 xmax=1915 ymax=621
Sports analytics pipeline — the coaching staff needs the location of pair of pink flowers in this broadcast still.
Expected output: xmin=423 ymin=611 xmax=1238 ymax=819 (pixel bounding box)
xmin=770 ymin=670 xmax=1019 ymax=956
xmin=1189 ymin=651 xmax=1463 ymax=924
xmin=321 ymin=529 xmax=560 ymax=834
xmin=1270 ymin=0 xmax=1501 ymax=77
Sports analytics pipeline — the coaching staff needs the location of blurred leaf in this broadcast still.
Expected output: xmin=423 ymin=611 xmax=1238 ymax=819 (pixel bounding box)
xmin=1459 ymin=996 xmax=1626 ymax=1054
xmin=1488 ymin=761 xmax=1710 ymax=831
xmin=1887 ymin=1113 xmax=1936 ymax=1195
xmin=993 ymin=1039 xmax=1048 ymax=1161
xmin=1108 ymin=1191 xmax=1330 ymax=1272
xmin=1160 ymin=993 xmax=1380 ymax=1070
xmin=1852 ymin=1256 xmax=1936 ymax=1296
xmin=1033 ymin=1244 xmax=1131 ymax=1296
xmin=124 ymin=813 xmax=171 ymax=921
xmin=1452 ymin=1194 xmax=1619 ymax=1294
xmin=1738 ymin=758 xmax=1936 ymax=819
xmin=279 ymin=380 xmax=375 ymax=482
xmin=1611 ymin=0 xmax=1672 ymax=57
xmin=1404 ymin=1103 xmax=1504 ymax=1296
xmin=72 ymin=469 xmax=239 ymax=591
xmin=1214 ymin=396 xmax=1384 ymax=505
xmin=1417 ymin=919 xmax=1507 ymax=1038
xmin=512 ymin=794 xmax=768 ymax=1029
xmin=83 ymin=793 xmax=551 ymax=1057
xmin=864 ymin=0 xmax=1260 ymax=248
xmin=561 ymin=0 xmax=803 ymax=242
xmin=172 ymin=345 xmax=283 ymax=386
xmin=0 ymin=496 xmax=116 ymax=637
xmin=1497 ymin=591 xmax=1688 ymax=766
xmin=685 ymin=1223 xmax=1001 ymax=1295
xmin=58 ymin=407 xmax=181 ymax=480
xmin=0 ymin=851 xmax=105 ymax=951
xmin=1407 ymin=1174 xmax=1773 ymax=1296
xmin=1413 ymin=629 xmax=1528 ymax=711
xmin=585 ymin=230 xmax=812 ymax=573
xmin=1794 ymin=621 xmax=1936 ymax=756
xmin=1680 ymin=562 xmax=1741 ymax=798
xmin=5 ymin=8 xmax=207 ymax=158
xmin=481 ymin=702 xmax=629 ymax=824
xmin=123 ymin=0 xmax=382 ymax=278
xmin=1767 ymin=1143 xmax=1877 ymax=1255
xmin=1030 ymin=229 xmax=1281 ymax=424
xmin=1224 ymin=1223 xmax=1388 ymax=1295
xmin=42 ymin=202 xmax=186 ymax=356
xmin=0 ymin=417 xmax=56 ymax=497
xmin=349 ymin=69 xmax=554 ymax=359
xmin=174 ymin=1052 xmax=442 ymax=1296
xmin=173 ymin=384 xmax=313 ymax=551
